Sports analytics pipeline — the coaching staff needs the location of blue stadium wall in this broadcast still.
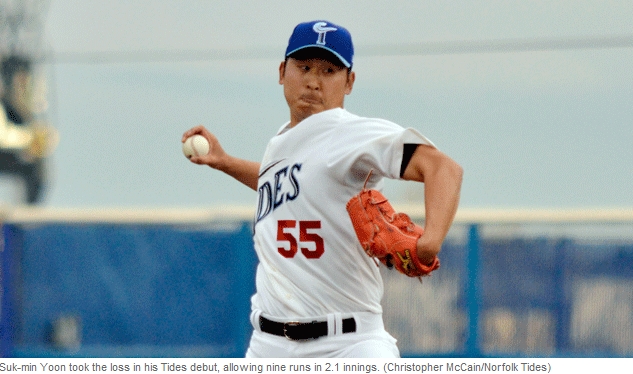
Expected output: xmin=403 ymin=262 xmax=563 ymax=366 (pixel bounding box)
xmin=1 ymin=218 xmax=632 ymax=358
xmin=0 ymin=220 xmax=256 ymax=358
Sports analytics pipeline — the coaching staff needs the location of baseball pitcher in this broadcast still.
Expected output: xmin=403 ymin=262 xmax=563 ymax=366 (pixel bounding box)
xmin=182 ymin=20 xmax=463 ymax=358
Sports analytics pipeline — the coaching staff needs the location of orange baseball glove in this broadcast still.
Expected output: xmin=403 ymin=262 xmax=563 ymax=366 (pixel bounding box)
xmin=346 ymin=175 xmax=440 ymax=278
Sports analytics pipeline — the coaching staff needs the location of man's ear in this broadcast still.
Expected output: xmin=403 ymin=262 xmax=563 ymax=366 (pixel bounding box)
xmin=278 ymin=61 xmax=286 ymax=85
xmin=345 ymin=71 xmax=356 ymax=95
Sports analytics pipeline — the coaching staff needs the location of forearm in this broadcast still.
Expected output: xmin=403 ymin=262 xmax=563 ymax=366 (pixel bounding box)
xmin=216 ymin=156 xmax=260 ymax=191
xmin=402 ymin=145 xmax=463 ymax=264
xmin=182 ymin=126 xmax=261 ymax=191
xmin=418 ymin=157 xmax=463 ymax=263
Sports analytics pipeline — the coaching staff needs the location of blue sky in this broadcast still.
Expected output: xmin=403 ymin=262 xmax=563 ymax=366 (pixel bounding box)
xmin=12 ymin=0 xmax=632 ymax=209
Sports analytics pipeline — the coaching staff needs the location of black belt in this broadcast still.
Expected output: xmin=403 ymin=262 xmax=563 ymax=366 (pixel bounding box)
xmin=259 ymin=316 xmax=356 ymax=341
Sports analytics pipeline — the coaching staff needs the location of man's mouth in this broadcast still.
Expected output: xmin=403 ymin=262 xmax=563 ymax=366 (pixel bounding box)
xmin=300 ymin=95 xmax=322 ymax=105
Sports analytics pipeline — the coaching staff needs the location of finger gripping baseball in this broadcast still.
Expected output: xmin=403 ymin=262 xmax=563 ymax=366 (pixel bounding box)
xmin=346 ymin=188 xmax=440 ymax=277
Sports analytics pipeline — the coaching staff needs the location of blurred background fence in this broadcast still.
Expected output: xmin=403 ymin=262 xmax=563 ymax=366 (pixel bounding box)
xmin=1 ymin=206 xmax=632 ymax=358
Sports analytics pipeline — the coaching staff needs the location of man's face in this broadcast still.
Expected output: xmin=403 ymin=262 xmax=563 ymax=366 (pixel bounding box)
xmin=279 ymin=56 xmax=355 ymax=127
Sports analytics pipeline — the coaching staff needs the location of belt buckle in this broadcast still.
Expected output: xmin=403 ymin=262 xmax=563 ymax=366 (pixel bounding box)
xmin=283 ymin=321 xmax=302 ymax=340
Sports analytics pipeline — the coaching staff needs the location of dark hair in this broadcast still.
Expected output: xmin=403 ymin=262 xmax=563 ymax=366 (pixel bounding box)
xmin=286 ymin=47 xmax=352 ymax=73
xmin=1 ymin=55 xmax=32 ymax=87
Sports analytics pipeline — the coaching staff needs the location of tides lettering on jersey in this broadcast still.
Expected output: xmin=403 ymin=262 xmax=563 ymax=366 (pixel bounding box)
xmin=256 ymin=163 xmax=302 ymax=223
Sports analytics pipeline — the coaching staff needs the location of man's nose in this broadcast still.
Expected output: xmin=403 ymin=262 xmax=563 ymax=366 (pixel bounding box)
xmin=305 ymin=71 xmax=320 ymax=90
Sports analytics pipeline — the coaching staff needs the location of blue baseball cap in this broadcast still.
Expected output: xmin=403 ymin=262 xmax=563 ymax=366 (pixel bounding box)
xmin=285 ymin=20 xmax=354 ymax=68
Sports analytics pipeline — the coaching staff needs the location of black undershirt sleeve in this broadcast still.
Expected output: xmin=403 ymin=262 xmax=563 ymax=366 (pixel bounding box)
xmin=399 ymin=143 xmax=419 ymax=178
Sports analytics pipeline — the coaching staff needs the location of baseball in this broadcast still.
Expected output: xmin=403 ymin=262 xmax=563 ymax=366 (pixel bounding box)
xmin=182 ymin=134 xmax=210 ymax=158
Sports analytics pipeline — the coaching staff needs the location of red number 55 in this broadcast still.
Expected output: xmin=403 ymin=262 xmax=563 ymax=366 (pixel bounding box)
xmin=277 ymin=220 xmax=324 ymax=259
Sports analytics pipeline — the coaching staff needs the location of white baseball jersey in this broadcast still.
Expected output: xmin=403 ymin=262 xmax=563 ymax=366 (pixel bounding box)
xmin=251 ymin=108 xmax=434 ymax=319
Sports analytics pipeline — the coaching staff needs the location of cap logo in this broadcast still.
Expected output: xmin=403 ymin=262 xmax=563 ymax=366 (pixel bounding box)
xmin=312 ymin=22 xmax=337 ymax=45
